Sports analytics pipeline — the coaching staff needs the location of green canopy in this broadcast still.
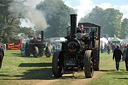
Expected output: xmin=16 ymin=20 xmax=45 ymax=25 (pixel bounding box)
xmin=110 ymin=38 xmax=120 ymax=43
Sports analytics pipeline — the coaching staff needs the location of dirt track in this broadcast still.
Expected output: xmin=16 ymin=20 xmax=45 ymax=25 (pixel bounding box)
xmin=35 ymin=70 xmax=105 ymax=85
xmin=35 ymin=59 xmax=113 ymax=85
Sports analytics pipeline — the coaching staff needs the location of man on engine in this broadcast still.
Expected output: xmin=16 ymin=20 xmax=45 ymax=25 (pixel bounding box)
xmin=80 ymin=25 xmax=86 ymax=36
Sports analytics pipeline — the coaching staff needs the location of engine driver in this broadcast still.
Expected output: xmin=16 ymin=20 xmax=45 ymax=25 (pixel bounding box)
xmin=80 ymin=25 xmax=86 ymax=36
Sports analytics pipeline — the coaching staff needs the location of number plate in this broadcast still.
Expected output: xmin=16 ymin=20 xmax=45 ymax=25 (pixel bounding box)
xmin=64 ymin=60 xmax=77 ymax=66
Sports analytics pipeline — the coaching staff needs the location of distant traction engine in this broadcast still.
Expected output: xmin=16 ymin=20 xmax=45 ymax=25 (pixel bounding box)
xmin=25 ymin=31 xmax=51 ymax=58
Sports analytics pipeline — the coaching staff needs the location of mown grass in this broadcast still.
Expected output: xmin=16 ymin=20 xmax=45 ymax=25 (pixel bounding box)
xmin=88 ymin=52 xmax=128 ymax=85
xmin=0 ymin=50 xmax=53 ymax=85
xmin=0 ymin=50 xmax=128 ymax=85
xmin=52 ymin=52 xmax=128 ymax=85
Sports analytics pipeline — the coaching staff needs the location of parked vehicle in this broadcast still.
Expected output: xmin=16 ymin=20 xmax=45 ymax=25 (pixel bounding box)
xmin=8 ymin=39 xmax=22 ymax=50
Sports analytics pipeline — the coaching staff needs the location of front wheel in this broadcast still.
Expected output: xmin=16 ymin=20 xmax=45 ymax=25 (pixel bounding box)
xmin=84 ymin=50 xmax=94 ymax=78
xmin=52 ymin=51 xmax=63 ymax=77
xmin=45 ymin=46 xmax=51 ymax=58
xmin=25 ymin=47 xmax=30 ymax=56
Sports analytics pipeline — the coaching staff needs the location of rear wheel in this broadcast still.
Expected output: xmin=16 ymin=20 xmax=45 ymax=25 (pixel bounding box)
xmin=94 ymin=40 xmax=100 ymax=71
xmin=52 ymin=51 xmax=63 ymax=77
xmin=33 ymin=46 xmax=39 ymax=58
xmin=84 ymin=50 xmax=94 ymax=78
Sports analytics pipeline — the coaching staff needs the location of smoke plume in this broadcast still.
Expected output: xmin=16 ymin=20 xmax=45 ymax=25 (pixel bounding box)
xmin=64 ymin=0 xmax=94 ymax=22
xmin=9 ymin=0 xmax=48 ymax=31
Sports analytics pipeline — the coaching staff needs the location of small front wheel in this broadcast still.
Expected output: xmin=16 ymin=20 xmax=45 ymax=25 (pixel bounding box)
xmin=45 ymin=46 xmax=51 ymax=58
xmin=52 ymin=51 xmax=63 ymax=77
xmin=33 ymin=46 xmax=39 ymax=58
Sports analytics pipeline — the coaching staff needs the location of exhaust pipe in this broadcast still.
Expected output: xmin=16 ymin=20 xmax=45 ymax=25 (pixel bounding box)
xmin=41 ymin=31 xmax=44 ymax=42
xmin=70 ymin=14 xmax=77 ymax=38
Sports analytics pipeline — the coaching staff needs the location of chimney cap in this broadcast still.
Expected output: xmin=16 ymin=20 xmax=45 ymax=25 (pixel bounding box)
xmin=70 ymin=14 xmax=77 ymax=16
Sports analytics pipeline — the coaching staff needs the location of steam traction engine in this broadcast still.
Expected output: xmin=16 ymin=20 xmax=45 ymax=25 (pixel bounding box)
xmin=25 ymin=31 xmax=51 ymax=58
xmin=52 ymin=14 xmax=101 ymax=78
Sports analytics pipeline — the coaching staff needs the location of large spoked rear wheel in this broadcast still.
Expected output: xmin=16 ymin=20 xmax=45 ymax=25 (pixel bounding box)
xmin=33 ymin=46 xmax=39 ymax=58
xmin=84 ymin=50 xmax=94 ymax=78
xmin=94 ymin=40 xmax=100 ymax=71
xmin=52 ymin=51 xmax=63 ymax=77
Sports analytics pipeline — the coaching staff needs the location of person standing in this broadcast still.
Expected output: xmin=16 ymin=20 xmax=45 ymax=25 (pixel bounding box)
xmin=113 ymin=45 xmax=123 ymax=71
xmin=112 ymin=43 xmax=115 ymax=52
xmin=124 ymin=45 xmax=128 ymax=71
xmin=0 ymin=44 xmax=4 ymax=69
xmin=107 ymin=44 xmax=111 ymax=54
xmin=52 ymin=43 xmax=56 ymax=53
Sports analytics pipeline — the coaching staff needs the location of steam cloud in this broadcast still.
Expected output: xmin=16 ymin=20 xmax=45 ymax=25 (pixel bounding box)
xmin=64 ymin=0 xmax=94 ymax=22
xmin=9 ymin=0 xmax=48 ymax=31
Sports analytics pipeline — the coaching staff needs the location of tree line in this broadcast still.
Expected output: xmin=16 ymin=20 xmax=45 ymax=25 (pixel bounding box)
xmin=0 ymin=0 xmax=128 ymax=44
xmin=0 ymin=0 xmax=35 ymax=44
xmin=37 ymin=0 xmax=128 ymax=39
xmin=80 ymin=6 xmax=128 ymax=38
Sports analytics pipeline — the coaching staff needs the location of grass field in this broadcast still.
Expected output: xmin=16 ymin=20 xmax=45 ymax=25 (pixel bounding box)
xmin=0 ymin=50 xmax=128 ymax=85
xmin=88 ymin=52 xmax=128 ymax=85
xmin=0 ymin=50 xmax=53 ymax=85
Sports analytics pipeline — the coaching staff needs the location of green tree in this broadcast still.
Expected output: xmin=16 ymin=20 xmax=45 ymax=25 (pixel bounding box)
xmin=103 ymin=8 xmax=123 ymax=37
xmin=0 ymin=0 xmax=18 ymax=26
xmin=0 ymin=25 xmax=20 ymax=43
xmin=120 ymin=18 xmax=128 ymax=38
xmin=0 ymin=0 xmax=36 ymax=43
xmin=19 ymin=27 xmax=36 ymax=38
xmin=80 ymin=6 xmax=105 ymax=36
xmin=0 ymin=0 xmax=21 ymax=43
xmin=80 ymin=6 xmax=123 ymax=37
xmin=36 ymin=0 xmax=75 ymax=38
